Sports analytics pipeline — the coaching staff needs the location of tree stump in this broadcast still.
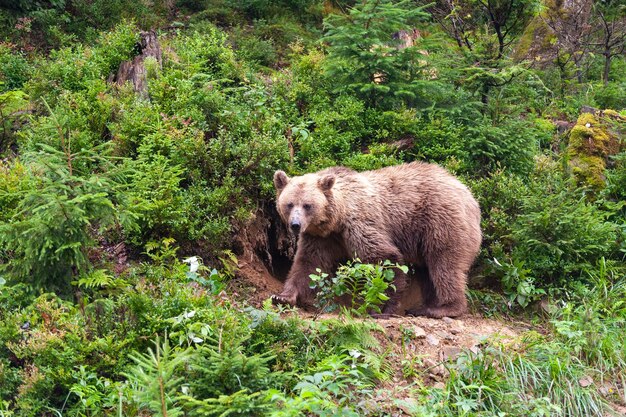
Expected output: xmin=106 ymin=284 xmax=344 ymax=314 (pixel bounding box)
xmin=109 ymin=30 xmax=162 ymax=98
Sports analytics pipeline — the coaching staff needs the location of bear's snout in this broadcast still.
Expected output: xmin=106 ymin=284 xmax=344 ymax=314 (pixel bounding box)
xmin=289 ymin=209 xmax=304 ymax=234
xmin=290 ymin=221 xmax=301 ymax=233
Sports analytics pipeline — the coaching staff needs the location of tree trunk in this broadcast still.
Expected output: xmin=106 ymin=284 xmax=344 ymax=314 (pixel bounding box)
xmin=481 ymin=83 xmax=490 ymax=111
xmin=603 ymin=52 xmax=611 ymax=85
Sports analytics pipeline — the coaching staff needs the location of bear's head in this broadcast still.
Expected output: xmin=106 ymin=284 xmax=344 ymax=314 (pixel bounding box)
xmin=273 ymin=170 xmax=336 ymax=237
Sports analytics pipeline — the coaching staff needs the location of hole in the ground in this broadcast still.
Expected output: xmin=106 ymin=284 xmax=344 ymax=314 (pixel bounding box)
xmin=255 ymin=202 xmax=294 ymax=282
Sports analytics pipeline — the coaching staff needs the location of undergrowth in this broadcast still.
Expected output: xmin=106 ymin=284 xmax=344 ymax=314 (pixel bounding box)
xmin=0 ymin=0 xmax=625 ymax=416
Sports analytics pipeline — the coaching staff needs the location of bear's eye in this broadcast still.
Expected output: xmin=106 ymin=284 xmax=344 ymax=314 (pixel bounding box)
xmin=287 ymin=202 xmax=294 ymax=209
xmin=303 ymin=204 xmax=312 ymax=211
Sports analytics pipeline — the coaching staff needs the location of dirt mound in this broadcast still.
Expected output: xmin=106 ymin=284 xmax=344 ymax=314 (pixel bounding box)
xmin=377 ymin=314 xmax=523 ymax=382
xmin=231 ymin=204 xmax=294 ymax=304
xmin=303 ymin=312 xmax=525 ymax=383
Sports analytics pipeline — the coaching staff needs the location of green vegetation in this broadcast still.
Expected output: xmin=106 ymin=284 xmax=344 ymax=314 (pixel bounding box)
xmin=0 ymin=1 xmax=625 ymax=416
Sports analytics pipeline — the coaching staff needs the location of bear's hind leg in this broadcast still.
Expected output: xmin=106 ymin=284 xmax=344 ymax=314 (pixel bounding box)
xmin=407 ymin=262 xmax=468 ymax=318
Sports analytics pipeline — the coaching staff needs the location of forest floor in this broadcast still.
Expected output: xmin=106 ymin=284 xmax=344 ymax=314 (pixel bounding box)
xmin=230 ymin=242 xmax=626 ymax=416
xmin=234 ymin=255 xmax=538 ymax=411
xmin=234 ymin=255 xmax=626 ymax=416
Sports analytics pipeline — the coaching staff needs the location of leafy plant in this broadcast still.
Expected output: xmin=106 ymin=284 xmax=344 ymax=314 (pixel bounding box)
xmin=490 ymin=257 xmax=545 ymax=308
xmin=309 ymin=259 xmax=405 ymax=316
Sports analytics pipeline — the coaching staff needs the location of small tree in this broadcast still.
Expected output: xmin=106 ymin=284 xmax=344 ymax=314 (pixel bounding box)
xmin=0 ymin=101 xmax=128 ymax=293
xmin=539 ymin=0 xmax=594 ymax=93
xmin=323 ymin=0 xmax=431 ymax=109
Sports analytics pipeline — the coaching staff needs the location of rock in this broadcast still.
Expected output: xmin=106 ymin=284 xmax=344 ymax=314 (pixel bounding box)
xmin=599 ymin=384 xmax=614 ymax=396
xmin=429 ymin=365 xmax=446 ymax=377
xmin=396 ymin=398 xmax=419 ymax=415
xmin=424 ymin=358 xmax=436 ymax=367
xmin=441 ymin=332 xmax=455 ymax=341
xmin=442 ymin=317 xmax=454 ymax=324
xmin=425 ymin=334 xmax=440 ymax=346
xmin=443 ymin=346 xmax=462 ymax=360
xmin=579 ymin=376 xmax=593 ymax=388
xmin=424 ymin=357 xmax=449 ymax=378
xmin=413 ymin=326 xmax=426 ymax=338
xmin=567 ymin=111 xmax=624 ymax=191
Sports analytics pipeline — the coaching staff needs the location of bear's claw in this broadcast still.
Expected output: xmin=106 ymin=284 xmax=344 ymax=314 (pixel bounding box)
xmin=271 ymin=294 xmax=296 ymax=307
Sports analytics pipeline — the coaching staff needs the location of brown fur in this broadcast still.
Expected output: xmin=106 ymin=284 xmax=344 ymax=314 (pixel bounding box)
xmin=272 ymin=162 xmax=482 ymax=318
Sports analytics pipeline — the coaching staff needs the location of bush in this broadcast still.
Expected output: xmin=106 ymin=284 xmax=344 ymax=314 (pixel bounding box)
xmin=605 ymin=151 xmax=626 ymax=202
xmin=510 ymin=178 xmax=618 ymax=290
xmin=474 ymin=159 xmax=622 ymax=304
xmin=465 ymin=117 xmax=540 ymax=176
xmin=232 ymin=28 xmax=278 ymax=68
xmin=593 ymin=81 xmax=626 ymax=110
xmin=26 ymin=21 xmax=139 ymax=104
xmin=0 ymin=44 xmax=30 ymax=91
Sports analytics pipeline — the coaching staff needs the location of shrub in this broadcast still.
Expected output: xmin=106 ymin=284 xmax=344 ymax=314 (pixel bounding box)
xmin=465 ymin=117 xmax=540 ymax=176
xmin=25 ymin=24 xmax=138 ymax=107
xmin=605 ymin=151 xmax=626 ymax=202
xmin=470 ymin=169 xmax=528 ymax=259
xmin=0 ymin=44 xmax=30 ymax=91
xmin=593 ymin=81 xmax=626 ymax=110
xmin=122 ymin=154 xmax=187 ymax=245
xmin=510 ymin=180 xmax=618 ymax=289
xmin=474 ymin=160 xmax=622 ymax=303
xmin=233 ymin=28 xmax=278 ymax=68
xmin=19 ymin=85 xmax=114 ymax=155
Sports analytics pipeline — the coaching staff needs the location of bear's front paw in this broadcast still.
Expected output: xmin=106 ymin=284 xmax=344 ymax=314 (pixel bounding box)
xmin=271 ymin=293 xmax=297 ymax=307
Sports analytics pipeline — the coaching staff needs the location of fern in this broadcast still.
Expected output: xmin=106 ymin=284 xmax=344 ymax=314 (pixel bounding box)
xmin=74 ymin=269 xmax=128 ymax=290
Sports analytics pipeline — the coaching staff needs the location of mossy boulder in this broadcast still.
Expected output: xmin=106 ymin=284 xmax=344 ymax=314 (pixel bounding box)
xmin=567 ymin=110 xmax=625 ymax=190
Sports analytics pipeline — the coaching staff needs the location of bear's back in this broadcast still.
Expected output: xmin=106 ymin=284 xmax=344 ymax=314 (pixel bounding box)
xmin=337 ymin=162 xmax=480 ymax=241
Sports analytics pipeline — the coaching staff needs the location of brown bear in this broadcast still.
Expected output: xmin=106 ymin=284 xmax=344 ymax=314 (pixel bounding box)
xmin=272 ymin=162 xmax=481 ymax=318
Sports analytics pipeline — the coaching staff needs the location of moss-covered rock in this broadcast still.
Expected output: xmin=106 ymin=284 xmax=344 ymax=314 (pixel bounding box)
xmin=567 ymin=110 xmax=625 ymax=190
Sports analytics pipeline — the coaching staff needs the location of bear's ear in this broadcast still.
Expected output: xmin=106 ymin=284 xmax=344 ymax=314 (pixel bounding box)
xmin=274 ymin=170 xmax=290 ymax=192
xmin=318 ymin=174 xmax=335 ymax=192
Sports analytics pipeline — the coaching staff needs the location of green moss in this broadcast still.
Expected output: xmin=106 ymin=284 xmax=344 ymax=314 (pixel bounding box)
xmin=570 ymin=154 xmax=606 ymax=190
xmin=514 ymin=15 xmax=553 ymax=60
xmin=566 ymin=112 xmax=624 ymax=191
